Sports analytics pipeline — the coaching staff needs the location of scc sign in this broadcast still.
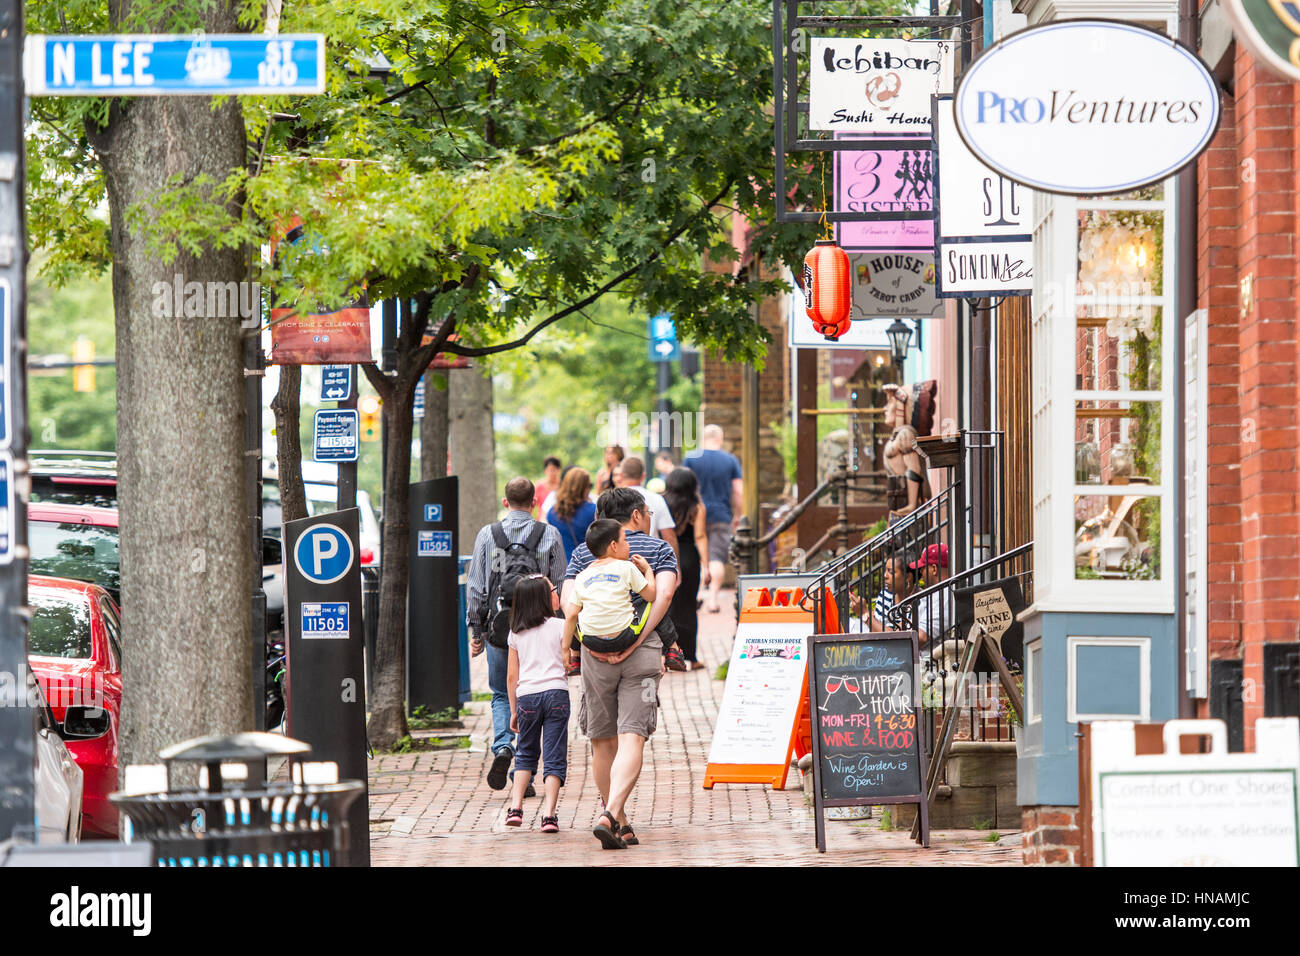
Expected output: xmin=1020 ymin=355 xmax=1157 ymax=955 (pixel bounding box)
xmin=954 ymin=20 xmax=1221 ymax=195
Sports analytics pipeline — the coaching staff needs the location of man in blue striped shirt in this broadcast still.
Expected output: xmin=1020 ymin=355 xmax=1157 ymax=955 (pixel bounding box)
xmin=561 ymin=486 xmax=678 ymax=848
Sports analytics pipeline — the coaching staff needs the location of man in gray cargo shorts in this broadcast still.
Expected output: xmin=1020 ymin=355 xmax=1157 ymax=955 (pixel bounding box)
xmin=561 ymin=487 xmax=677 ymax=850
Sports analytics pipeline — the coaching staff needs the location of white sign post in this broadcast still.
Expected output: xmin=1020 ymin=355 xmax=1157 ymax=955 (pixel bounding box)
xmin=1091 ymin=717 xmax=1300 ymax=866
xmin=708 ymin=621 xmax=814 ymax=767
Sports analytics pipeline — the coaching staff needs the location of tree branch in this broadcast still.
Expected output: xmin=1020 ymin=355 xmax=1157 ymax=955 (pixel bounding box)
xmin=362 ymin=362 xmax=395 ymax=399
xmin=444 ymin=180 xmax=735 ymax=357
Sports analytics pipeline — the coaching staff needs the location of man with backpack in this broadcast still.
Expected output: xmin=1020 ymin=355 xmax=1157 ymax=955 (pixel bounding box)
xmin=467 ymin=477 xmax=566 ymax=790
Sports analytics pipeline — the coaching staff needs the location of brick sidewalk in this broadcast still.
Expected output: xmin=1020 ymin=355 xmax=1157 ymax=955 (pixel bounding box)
xmin=367 ymin=590 xmax=1021 ymax=866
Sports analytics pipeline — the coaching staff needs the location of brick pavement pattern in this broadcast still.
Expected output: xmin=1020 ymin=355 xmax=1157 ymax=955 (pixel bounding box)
xmin=368 ymin=590 xmax=1021 ymax=865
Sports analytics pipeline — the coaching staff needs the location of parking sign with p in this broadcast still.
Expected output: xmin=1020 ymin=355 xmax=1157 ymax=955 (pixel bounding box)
xmin=293 ymin=523 xmax=354 ymax=584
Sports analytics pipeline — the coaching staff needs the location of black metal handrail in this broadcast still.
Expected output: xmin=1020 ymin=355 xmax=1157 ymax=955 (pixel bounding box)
xmin=884 ymin=542 xmax=1034 ymax=753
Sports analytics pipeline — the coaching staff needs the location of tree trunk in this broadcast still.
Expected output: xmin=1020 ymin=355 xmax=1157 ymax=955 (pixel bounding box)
xmin=367 ymin=382 xmax=417 ymax=748
xmin=92 ymin=2 xmax=252 ymax=772
xmin=271 ymin=365 xmax=307 ymax=524
xmin=449 ymin=365 xmax=497 ymax=545
xmin=419 ymin=370 xmax=448 ymax=481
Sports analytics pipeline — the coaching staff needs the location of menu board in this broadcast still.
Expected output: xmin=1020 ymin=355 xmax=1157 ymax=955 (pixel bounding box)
xmin=707 ymin=621 xmax=814 ymax=768
xmin=808 ymin=633 xmax=930 ymax=850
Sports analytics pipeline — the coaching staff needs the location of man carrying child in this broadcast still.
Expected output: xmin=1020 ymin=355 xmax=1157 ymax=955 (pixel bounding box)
xmin=561 ymin=487 xmax=678 ymax=849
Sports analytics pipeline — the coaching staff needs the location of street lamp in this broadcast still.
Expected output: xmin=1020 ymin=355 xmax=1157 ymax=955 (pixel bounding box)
xmin=886 ymin=319 xmax=913 ymax=372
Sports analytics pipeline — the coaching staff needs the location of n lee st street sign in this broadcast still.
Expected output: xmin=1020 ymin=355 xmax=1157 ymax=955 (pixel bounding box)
xmin=24 ymin=34 xmax=325 ymax=96
xmin=648 ymin=313 xmax=679 ymax=362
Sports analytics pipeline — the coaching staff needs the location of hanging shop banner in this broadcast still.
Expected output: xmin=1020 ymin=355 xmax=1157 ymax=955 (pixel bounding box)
xmin=834 ymin=136 xmax=935 ymax=252
xmin=1224 ymin=0 xmax=1300 ymax=82
xmin=269 ymin=217 xmax=373 ymax=365
xmin=936 ymin=240 xmax=1034 ymax=296
xmin=954 ymin=20 xmax=1221 ymax=195
xmin=809 ymin=38 xmax=954 ymax=133
xmin=934 ymin=96 xmax=1030 ymax=239
xmin=849 ymin=252 xmax=944 ymax=320
xmin=933 ymin=95 xmax=1033 ymax=297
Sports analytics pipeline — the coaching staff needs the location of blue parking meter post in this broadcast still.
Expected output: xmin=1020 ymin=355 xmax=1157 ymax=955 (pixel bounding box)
xmin=458 ymin=556 xmax=471 ymax=705
xmin=283 ymin=508 xmax=369 ymax=866
xmin=407 ymin=477 xmax=459 ymax=716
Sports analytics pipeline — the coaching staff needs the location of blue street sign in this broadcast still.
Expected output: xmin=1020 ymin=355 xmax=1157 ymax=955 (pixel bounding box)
xmin=413 ymin=378 xmax=425 ymax=420
xmin=417 ymin=530 xmax=454 ymax=558
xmin=313 ymin=408 xmax=358 ymax=462
xmin=320 ymin=365 xmax=353 ymax=403
xmin=294 ymin=524 xmax=354 ymax=584
xmin=0 ymin=452 xmax=12 ymax=565
xmin=424 ymin=504 xmax=442 ymax=523
xmin=648 ymin=312 xmax=679 ymax=362
xmin=24 ymin=34 xmax=326 ymax=96
xmin=301 ymin=602 xmax=350 ymax=640
xmin=0 ymin=280 xmax=9 ymax=448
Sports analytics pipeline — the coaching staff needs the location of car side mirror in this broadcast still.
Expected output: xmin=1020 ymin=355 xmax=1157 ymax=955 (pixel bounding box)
xmin=263 ymin=535 xmax=282 ymax=566
xmin=61 ymin=705 xmax=111 ymax=740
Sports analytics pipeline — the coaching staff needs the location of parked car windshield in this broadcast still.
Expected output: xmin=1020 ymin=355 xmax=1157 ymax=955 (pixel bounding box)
xmin=29 ymin=522 xmax=121 ymax=598
xmin=29 ymin=593 xmax=93 ymax=659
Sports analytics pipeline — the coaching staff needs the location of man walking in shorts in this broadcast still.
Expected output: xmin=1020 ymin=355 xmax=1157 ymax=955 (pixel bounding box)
xmin=561 ymin=487 xmax=677 ymax=848
xmin=685 ymin=424 xmax=743 ymax=613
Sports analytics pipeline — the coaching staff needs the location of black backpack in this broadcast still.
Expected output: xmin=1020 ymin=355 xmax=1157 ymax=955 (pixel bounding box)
xmin=484 ymin=522 xmax=548 ymax=648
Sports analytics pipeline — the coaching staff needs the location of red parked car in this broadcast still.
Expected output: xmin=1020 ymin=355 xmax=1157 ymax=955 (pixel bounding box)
xmin=28 ymin=503 xmax=120 ymax=605
xmin=28 ymin=575 xmax=123 ymax=839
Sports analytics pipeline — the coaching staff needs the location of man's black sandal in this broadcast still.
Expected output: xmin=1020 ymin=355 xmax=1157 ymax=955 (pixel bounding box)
xmin=487 ymin=748 xmax=512 ymax=791
xmin=593 ymin=811 xmax=627 ymax=850
xmin=619 ymin=823 xmax=639 ymax=846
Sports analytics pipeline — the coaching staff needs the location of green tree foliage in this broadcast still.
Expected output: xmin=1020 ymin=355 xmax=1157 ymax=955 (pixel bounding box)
xmin=493 ymin=297 xmax=701 ymax=489
xmin=26 ymin=270 xmax=117 ymax=451
xmin=23 ymin=0 xmax=858 ymax=745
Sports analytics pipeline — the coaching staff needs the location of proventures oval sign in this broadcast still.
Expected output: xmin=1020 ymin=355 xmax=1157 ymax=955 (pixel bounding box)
xmin=954 ymin=20 xmax=1221 ymax=195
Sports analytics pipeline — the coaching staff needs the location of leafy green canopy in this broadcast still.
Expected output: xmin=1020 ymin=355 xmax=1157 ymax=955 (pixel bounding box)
xmin=26 ymin=0 xmax=824 ymax=364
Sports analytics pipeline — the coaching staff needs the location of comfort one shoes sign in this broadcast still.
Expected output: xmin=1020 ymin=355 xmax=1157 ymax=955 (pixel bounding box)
xmin=954 ymin=20 xmax=1221 ymax=195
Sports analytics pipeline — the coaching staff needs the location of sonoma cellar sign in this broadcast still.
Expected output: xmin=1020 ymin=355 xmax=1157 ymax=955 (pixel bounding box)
xmin=954 ymin=20 xmax=1221 ymax=195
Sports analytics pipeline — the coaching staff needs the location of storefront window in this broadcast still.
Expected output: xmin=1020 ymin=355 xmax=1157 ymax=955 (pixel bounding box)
xmin=1074 ymin=493 xmax=1162 ymax=580
xmin=1075 ymin=401 xmax=1161 ymax=486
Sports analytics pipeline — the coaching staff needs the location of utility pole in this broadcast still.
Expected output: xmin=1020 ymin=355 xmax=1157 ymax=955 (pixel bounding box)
xmin=0 ymin=0 xmax=36 ymax=841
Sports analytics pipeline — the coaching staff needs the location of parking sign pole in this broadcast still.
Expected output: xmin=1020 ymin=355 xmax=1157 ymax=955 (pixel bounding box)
xmin=0 ymin=0 xmax=36 ymax=842
xmin=337 ymin=368 xmax=357 ymax=512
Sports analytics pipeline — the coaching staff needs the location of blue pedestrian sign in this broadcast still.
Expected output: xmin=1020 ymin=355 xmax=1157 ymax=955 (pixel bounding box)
xmin=424 ymin=504 xmax=442 ymax=523
xmin=301 ymin=602 xmax=350 ymax=640
xmin=294 ymin=524 xmax=354 ymax=584
xmin=320 ymin=365 xmax=353 ymax=403
xmin=648 ymin=312 xmax=679 ymax=362
xmin=417 ymin=530 xmax=454 ymax=558
xmin=0 ymin=452 xmax=12 ymax=565
xmin=24 ymin=34 xmax=326 ymax=96
xmin=313 ymin=408 xmax=358 ymax=463
xmin=0 ymin=280 xmax=9 ymax=448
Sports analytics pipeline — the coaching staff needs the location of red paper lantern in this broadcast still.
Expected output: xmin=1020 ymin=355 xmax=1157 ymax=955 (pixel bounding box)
xmin=803 ymin=239 xmax=852 ymax=341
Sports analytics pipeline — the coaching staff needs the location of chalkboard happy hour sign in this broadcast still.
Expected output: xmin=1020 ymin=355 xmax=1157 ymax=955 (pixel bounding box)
xmin=808 ymin=632 xmax=930 ymax=851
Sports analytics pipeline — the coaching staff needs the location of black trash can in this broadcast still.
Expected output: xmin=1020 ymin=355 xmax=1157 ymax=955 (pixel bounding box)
xmin=361 ymin=565 xmax=380 ymax=700
xmin=111 ymin=732 xmax=364 ymax=868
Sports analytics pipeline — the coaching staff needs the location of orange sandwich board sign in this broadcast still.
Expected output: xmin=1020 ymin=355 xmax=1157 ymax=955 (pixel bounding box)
xmin=704 ymin=586 xmax=839 ymax=790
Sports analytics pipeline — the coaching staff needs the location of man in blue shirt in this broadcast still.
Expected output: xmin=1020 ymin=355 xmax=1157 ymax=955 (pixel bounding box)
xmin=684 ymin=424 xmax=743 ymax=613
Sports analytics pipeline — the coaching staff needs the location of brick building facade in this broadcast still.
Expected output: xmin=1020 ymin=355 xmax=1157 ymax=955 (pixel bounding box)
xmin=1196 ymin=43 xmax=1300 ymax=746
